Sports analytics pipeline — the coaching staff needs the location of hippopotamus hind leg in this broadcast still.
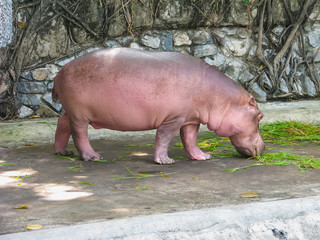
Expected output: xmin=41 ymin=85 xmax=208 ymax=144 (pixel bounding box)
xmin=70 ymin=121 xmax=102 ymax=161
xmin=180 ymin=124 xmax=211 ymax=160
xmin=54 ymin=113 xmax=73 ymax=156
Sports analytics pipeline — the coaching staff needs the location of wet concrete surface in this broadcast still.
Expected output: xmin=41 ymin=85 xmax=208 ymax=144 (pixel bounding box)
xmin=0 ymin=133 xmax=319 ymax=235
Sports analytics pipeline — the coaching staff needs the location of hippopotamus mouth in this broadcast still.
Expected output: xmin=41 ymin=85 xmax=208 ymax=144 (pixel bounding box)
xmin=234 ymin=137 xmax=265 ymax=157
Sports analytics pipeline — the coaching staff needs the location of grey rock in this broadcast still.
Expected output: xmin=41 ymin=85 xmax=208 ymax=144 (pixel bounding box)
xmin=260 ymin=72 xmax=273 ymax=91
xmin=85 ymin=47 xmax=102 ymax=54
xmin=57 ymin=56 xmax=75 ymax=66
xmin=158 ymin=0 xmax=193 ymax=26
xmin=17 ymin=94 xmax=42 ymax=106
xmin=173 ymin=31 xmax=191 ymax=46
xmin=174 ymin=47 xmax=191 ymax=55
xmin=36 ymin=103 xmax=59 ymax=117
xmin=306 ymin=25 xmax=320 ymax=47
xmin=42 ymin=92 xmax=63 ymax=112
xmin=141 ymin=34 xmax=161 ymax=49
xmin=33 ymin=18 xmax=67 ymax=60
xmin=204 ymin=53 xmax=225 ymax=67
xmin=224 ymin=37 xmax=252 ymax=57
xmin=20 ymin=71 xmax=33 ymax=81
xmin=107 ymin=18 xmax=126 ymax=37
xmin=213 ymin=27 xmax=247 ymax=38
xmin=204 ymin=57 xmax=215 ymax=66
xmin=251 ymin=83 xmax=267 ymax=103
xmin=162 ymin=34 xmax=173 ymax=51
xmin=17 ymin=105 xmax=33 ymax=118
xmin=193 ymin=44 xmax=218 ymax=58
xmin=129 ymin=43 xmax=144 ymax=50
xmin=247 ymin=44 xmax=258 ymax=61
xmin=0 ymin=0 xmax=13 ymax=48
xmin=46 ymin=64 xmax=60 ymax=81
xmin=303 ymin=77 xmax=316 ymax=97
xmin=192 ymin=30 xmax=211 ymax=45
xmin=292 ymin=80 xmax=304 ymax=96
xmin=116 ymin=36 xmax=134 ymax=46
xmin=239 ymin=70 xmax=255 ymax=84
xmin=279 ymin=78 xmax=289 ymax=94
xmin=131 ymin=0 xmax=152 ymax=28
xmin=272 ymin=26 xmax=285 ymax=36
xmin=0 ymin=80 xmax=8 ymax=96
xmin=315 ymin=52 xmax=320 ymax=62
xmin=17 ymin=82 xmax=47 ymax=94
xmin=290 ymin=0 xmax=300 ymax=12
xmin=47 ymin=82 xmax=54 ymax=90
xmin=230 ymin=2 xmax=250 ymax=26
xmin=223 ymin=59 xmax=246 ymax=83
xmin=32 ymin=68 xmax=48 ymax=81
xmin=104 ymin=40 xmax=121 ymax=48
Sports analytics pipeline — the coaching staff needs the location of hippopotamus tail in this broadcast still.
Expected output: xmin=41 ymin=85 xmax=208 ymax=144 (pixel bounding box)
xmin=52 ymin=77 xmax=59 ymax=102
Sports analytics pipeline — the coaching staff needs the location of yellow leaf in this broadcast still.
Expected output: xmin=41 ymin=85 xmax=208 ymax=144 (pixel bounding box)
xmin=15 ymin=204 xmax=30 ymax=209
xmin=17 ymin=21 xmax=27 ymax=29
xmin=25 ymin=143 xmax=36 ymax=146
xmin=260 ymin=65 xmax=263 ymax=68
xmin=26 ymin=224 xmax=43 ymax=230
xmin=240 ymin=192 xmax=259 ymax=198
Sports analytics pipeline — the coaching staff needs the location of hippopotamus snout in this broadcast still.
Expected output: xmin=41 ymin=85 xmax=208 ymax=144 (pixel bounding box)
xmin=233 ymin=136 xmax=265 ymax=157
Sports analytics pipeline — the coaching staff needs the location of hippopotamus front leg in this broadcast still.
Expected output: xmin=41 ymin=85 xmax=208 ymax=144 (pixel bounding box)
xmin=180 ymin=124 xmax=211 ymax=160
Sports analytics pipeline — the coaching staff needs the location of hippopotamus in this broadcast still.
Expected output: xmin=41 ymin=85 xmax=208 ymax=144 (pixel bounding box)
xmin=53 ymin=48 xmax=265 ymax=164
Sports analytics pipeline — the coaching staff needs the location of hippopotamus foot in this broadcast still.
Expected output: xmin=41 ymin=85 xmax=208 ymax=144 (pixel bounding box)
xmin=154 ymin=120 xmax=183 ymax=164
xmin=180 ymin=124 xmax=211 ymax=161
xmin=154 ymin=152 xmax=175 ymax=165
xmin=80 ymin=151 xmax=102 ymax=161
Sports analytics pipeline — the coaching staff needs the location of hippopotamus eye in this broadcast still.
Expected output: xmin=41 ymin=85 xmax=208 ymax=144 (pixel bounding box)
xmin=257 ymin=112 xmax=263 ymax=121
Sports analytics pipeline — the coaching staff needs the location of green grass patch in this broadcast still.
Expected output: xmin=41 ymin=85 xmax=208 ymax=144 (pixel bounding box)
xmin=178 ymin=121 xmax=320 ymax=171
xmin=0 ymin=163 xmax=15 ymax=167
xmin=260 ymin=121 xmax=320 ymax=144
xmin=256 ymin=152 xmax=320 ymax=171
xmin=115 ymin=167 xmax=175 ymax=180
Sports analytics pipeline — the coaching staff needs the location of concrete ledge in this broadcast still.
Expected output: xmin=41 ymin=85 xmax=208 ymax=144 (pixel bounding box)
xmin=259 ymin=100 xmax=320 ymax=124
xmin=1 ymin=196 xmax=319 ymax=240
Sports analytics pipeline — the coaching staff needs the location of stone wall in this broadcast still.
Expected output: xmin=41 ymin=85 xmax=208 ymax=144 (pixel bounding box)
xmin=0 ymin=0 xmax=319 ymax=118
xmin=0 ymin=0 xmax=12 ymax=48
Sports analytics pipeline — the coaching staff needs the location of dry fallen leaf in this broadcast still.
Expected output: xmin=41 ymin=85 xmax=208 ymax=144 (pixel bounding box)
xmin=240 ymin=192 xmax=259 ymax=198
xmin=25 ymin=143 xmax=36 ymax=146
xmin=17 ymin=21 xmax=27 ymax=29
xmin=26 ymin=224 xmax=43 ymax=230
xmin=14 ymin=204 xmax=29 ymax=209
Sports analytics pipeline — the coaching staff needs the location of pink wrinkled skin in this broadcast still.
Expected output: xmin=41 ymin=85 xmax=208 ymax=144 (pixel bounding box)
xmin=53 ymin=48 xmax=265 ymax=164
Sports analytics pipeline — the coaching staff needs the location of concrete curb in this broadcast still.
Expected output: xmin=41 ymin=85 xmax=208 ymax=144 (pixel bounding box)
xmin=1 ymin=196 xmax=320 ymax=239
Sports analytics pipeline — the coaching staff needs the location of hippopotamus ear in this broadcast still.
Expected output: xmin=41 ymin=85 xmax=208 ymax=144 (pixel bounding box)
xmin=249 ymin=95 xmax=257 ymax=107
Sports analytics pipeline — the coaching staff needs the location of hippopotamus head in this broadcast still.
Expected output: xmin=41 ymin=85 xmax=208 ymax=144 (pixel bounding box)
xmin=215 ymin=96 xmax=265 ymax=157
